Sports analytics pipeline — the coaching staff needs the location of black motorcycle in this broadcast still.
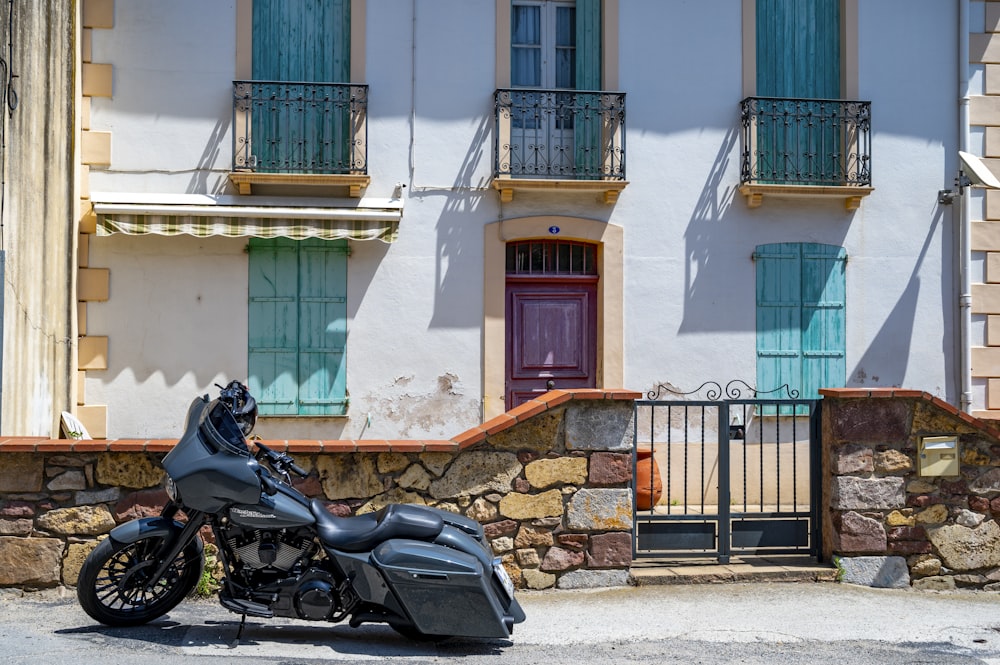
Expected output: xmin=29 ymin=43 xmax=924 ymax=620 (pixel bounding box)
xmin=76 ymin=381 xmax=525 ymax=641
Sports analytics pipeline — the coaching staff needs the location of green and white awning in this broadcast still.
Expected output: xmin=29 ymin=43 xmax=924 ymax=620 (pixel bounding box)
xmin=92 ymin=194 xmax=403 ymax=243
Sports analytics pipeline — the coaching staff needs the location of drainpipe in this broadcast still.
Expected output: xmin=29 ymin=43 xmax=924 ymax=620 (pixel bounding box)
xmin=960 ymin=0 xmax=972 ymax=413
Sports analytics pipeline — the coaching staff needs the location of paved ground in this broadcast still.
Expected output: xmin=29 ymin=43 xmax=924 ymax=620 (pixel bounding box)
xmin=3 ymin=577 xmax=1000 ymax=664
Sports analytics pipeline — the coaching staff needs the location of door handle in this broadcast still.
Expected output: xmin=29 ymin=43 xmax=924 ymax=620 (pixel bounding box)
xmin=546 ymin=379 xmax=555 ymax=390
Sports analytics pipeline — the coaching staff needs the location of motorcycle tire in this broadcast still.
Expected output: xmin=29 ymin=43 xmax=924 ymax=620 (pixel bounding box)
xmin=77 ymin=534 xmax=202 ymax=627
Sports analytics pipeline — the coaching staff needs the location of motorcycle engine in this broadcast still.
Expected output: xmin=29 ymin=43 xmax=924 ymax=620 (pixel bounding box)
xmin=227 ymin=529 xmax=314 ymax=571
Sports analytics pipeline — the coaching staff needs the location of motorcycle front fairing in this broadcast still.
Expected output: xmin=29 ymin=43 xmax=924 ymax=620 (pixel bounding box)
xmin=162 ymin=396 xmax=263 ymax=513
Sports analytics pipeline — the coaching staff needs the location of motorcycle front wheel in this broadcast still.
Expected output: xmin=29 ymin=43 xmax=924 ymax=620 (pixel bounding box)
xmin=77 ymin=534 xmax=202 ymax=626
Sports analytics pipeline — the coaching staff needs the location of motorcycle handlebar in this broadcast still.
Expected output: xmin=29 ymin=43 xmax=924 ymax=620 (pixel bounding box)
xmin=253 ymin=441 xmax=308 ymax=479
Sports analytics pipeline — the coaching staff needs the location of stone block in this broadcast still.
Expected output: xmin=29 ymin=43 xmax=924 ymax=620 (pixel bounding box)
xmin=96 ymin=453 xmax=163 ymax=489
xmin=81 ymin=131 xmax=111 ymax=166
xmin=834 ymin=511 xmax=886 ymax=553
xmin=0 ymin=519 xmax=32 ymax=536
xmin=487 ymin=411 xmax=562 ymax=453
xmin=874 ymin=449 xmax=912 ymax=474
xmin=419 ymin=452 xmax=452 ymax=477
xmin=556 ymin=569 xmax=630 ymax=589
xmin=36 ymin=505 xmax=115 ymax=536
xmin=113 ymin=489 xmax=168 ymax=521
xmin=912 ymin=575 xmax=956 ymax=591
xmin=376 ymin=453 xmax=409 ymax=474
xmin=831 ymin=476 xmax=905 ymax=510
xmin=826 ymin=399 xmax=910 ymax=444
xmin=514 ymin=525 xmax=554 ymax=548
xmin=521 ymin=568 xmax=556 ymax=590
xmin=834 ymin=443 xmax=873 ymax=474
xmin=588 ymin=452 xmax=631 ymax=485
xmin=565 ymin=403 xmax=633 ymax=451
xmin=397 ymin=464 xmax=431 ymax=491
xmin=0 ymin=538 xmax=63 ymax=586
xmin=63 ymin=541 xmax=100 ymax=586
xmin=484 ymin=520 xmax=518 ymax=540
xmin=498 ymin=490 xmax=564 ymax=520
xmin=540 ymin=546 xmax=585 ymax=572
xmin=587 ymin=531 xmax=632 ymax=568
xmin=566 ymin=489 xmax=632 ymax=530
xmin=316 ymin=455 xmax=383 ymax=500
xmin=429 ymin=451 xmax=521 ymax=499
xmin=928 ymin=521 xmax=1000 ymax=571
xmin=837 ymin=555 xmax=910 ymax=588
xmin=524 ymin=457 xmax=587 ymax=489
xmin=0 ymin=454 xmax=44 ymax=492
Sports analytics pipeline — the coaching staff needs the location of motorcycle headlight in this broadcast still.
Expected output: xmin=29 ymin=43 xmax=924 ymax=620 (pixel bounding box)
xmin=165 ymin=476 xmax=179 ymax=502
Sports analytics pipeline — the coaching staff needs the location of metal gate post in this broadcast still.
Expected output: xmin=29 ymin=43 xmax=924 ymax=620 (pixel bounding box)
xmin=717 ymin=402 xmax=731 ymax=564
xmin=809 ymin=399 xmax=823 ymax=561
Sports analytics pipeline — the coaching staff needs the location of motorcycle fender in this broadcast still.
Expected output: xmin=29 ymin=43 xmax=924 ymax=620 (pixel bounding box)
xmin=107 ymin=518 xmax=205 ymax=559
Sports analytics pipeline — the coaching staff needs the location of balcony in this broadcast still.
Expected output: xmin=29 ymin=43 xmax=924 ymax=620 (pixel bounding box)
xmin=230 ymin=81 xmax=370 ymax=196
xmin=493 ymin=89 xmax=627 ymax=204
xmin=739 ymin=97 xmax=873 ymax=210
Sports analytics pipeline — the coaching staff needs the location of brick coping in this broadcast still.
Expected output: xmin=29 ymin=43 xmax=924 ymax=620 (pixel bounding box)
xmin=0 ymin=389 xmax=642 ymax=454
xmin=818 ymin=388 xmax=1000 ymax=440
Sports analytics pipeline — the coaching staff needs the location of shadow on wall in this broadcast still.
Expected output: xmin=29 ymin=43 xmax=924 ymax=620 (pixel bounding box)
xmin=848 ymin=208 xmax=945 ymax=392
xmin=426 ymin=113 xmax=492 ymax=329
xmin=187 ymin=117 xmax=230 ymax=195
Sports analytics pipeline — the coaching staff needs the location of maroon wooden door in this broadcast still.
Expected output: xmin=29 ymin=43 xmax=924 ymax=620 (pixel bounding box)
xmin=506 ymin=276 xmax=598 ymax=408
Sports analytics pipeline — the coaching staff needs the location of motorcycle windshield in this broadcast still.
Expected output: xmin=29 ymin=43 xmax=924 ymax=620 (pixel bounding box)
xmin=200 ymin=401 xmax=250 ymax=457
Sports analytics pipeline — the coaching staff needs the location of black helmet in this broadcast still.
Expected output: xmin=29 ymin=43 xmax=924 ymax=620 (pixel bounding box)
xmin=219 ymin=380 xmax=258 ymax=436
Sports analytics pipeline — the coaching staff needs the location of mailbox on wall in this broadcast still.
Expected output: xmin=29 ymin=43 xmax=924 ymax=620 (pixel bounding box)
xmin=918 ymin=436 xmax=960 ymax=477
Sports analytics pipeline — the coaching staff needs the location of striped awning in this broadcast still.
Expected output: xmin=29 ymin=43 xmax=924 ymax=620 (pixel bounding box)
xmin=92 ymin=195 xmax=403 ymax=243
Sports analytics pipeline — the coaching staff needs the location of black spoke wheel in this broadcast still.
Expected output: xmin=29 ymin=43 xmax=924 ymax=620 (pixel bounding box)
xmin=77 ymin=534 xmax=202 ymax=627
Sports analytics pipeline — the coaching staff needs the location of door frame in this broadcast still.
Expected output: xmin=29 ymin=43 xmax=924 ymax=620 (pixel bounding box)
xmin=483 ymin=216 xmax=623 ymax=419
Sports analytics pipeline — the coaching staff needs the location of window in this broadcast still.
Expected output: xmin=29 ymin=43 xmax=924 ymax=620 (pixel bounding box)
xmin=755 ymin=243 xmax=846 ymax=401
xmin=505 ymin=0 xmax=606 ymax=179
xmin=248 ymin=238 xmax=349 ymax=416
xmin=250 ymin=0 xmax=352 ymax=174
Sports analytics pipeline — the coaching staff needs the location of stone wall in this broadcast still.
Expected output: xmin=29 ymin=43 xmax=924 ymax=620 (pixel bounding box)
xmin=0 ymin=390 xmax=640 ymax=591
xmin=822 ymin=388 xmax=1000 ymax=590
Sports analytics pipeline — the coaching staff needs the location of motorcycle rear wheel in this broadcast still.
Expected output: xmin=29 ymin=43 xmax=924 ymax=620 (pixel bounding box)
xmin=77 ymin=534 xmax=202 ymax=627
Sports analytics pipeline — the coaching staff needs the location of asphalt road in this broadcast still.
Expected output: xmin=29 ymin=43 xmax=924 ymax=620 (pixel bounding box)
xmin=2 ymin=582 xmax=1000 ymax=664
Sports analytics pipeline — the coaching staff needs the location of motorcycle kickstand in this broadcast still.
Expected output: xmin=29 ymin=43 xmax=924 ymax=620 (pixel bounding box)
xmin=229 ymin=613 xmax=248 ymax=649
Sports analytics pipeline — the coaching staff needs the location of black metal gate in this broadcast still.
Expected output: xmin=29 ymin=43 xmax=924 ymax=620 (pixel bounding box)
xmin=632 ymin=381 xmax=822 ymax=563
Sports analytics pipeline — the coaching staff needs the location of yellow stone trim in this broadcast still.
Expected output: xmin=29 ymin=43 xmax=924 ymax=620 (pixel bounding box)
xmin=227 ymin=172 xmax=370 ymax=197
xmin=82 ymin=28 xmax=93 ymax=63
xmin=78 ymin=303 xmax=88 ymax=337
xmin=78 ymin=233 xmax=90 ymax=268
xmin=483 ymin=216 xmax=624 ymax=421
xmin=988 ymin=254 xmax=1000 ymax=283
xmin=988 ymin=315 xmax=1000 ymax=346
xmin=76 ymin=405 xmax=108 ymax=439
xmin=82 ymin=0 xmax=114 ymax=29
xmin=82 ymin=62 xmax=113 ymax=97
xmin=738 ymin=183 xmax=873 ymax=211
xmin=970 ymin=95 xmax=1000 ymax=126
xmin=972 ymin=220 xmax=1000 ymax=251
xmin=491 ymin=178 xmax=628 ymax=205
xmin=78 ymin=268 xmax=110 ymax=302
xmin=973 ymin=283 xmax=1000 ymax=314
xmin=82 ymin=131 xmax=111 ymax=166
xmin=77 ymin=371 xmax=87 ymax=406
xmin=78 ymin=336 xmax=109 ymax=371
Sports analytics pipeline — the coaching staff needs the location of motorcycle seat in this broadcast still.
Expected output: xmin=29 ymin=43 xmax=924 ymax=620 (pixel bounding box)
xmin=310 ymin=499 xmax=444 ymax=552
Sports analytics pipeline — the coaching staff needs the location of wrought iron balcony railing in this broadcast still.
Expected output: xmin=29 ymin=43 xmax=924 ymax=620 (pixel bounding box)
xmin=740 ymin=97 xmax=871 ymax=187
xmin=232 ymin=81 xmax=368 ymax=175
xmin=494 ymin=88 xmax=626 ymax=180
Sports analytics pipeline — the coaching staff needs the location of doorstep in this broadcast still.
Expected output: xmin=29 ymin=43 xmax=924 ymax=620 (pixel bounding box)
xmin=630 ymin=556 xmax=838 ymax=585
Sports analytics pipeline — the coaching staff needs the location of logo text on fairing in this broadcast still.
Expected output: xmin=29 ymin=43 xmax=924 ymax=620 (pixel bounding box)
xmin=231 ymin=507 xmax=276 ymax=520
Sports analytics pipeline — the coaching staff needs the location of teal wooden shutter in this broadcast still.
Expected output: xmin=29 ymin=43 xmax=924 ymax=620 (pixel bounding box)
xmin=248 ymin=238 xmax=349 ymax=416
xmin=800 ymin=244 xmax=846 ymax=399
xmin=756 ymin=0 xmax=839 ymax=98
xmin=252 ymin=0 xmax=351 ymax=173
xmin=756 ymin=243 xmax=803 ymax=398
xmin=297 ymin=240 xmax=348 ymax=415
xmin=755 ymin=243 xmax=846 ymax=406
xmin=575 ymin=0 xmax=601 ymax=178
xmin=756 ymin=0 xmax=840 ymax=183
xmin=249 ymin=239 xmax=300 ymax=415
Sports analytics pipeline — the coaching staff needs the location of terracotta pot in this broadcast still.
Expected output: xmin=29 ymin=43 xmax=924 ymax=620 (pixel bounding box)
xmin=635 ymin=449 xmax=663 ymax=510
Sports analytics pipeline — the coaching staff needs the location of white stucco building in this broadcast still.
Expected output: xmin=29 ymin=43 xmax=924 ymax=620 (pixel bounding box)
xmin=47 ymin=0 xmax=1000 ymax=439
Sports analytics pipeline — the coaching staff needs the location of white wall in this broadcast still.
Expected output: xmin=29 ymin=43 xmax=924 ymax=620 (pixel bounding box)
xmin=87 ymin=0 xmax=961 ymax=438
